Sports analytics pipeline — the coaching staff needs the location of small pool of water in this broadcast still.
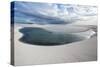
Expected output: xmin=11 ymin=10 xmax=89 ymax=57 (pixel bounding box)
xmin=19 ymin=26 xmax=95 ymax=46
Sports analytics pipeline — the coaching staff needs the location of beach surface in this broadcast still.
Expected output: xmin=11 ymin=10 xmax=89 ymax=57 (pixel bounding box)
xmin=13 ymin=24 xmax=97 ymax=66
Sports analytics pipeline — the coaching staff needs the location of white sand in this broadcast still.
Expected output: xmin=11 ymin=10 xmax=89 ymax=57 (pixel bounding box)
xmin=13 ymin=24 xmax=97 ymax=66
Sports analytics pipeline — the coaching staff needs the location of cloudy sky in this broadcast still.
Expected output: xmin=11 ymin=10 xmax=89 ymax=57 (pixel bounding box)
xmin=11 ymin=1 xmax=97 ymax=24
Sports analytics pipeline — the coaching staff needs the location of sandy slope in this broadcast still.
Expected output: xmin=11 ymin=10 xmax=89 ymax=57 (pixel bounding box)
xmin=13 ymin=24 xmax=97 ymax=66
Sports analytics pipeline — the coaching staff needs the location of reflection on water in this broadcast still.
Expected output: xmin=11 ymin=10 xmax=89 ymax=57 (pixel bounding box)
xmin=19 ymin=27 xmax=86 ymax=46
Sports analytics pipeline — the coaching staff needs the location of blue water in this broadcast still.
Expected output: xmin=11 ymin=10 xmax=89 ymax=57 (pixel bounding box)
xmin=11 ymin=1 xmax=97 ymax=24
xmin=19 ymin=27 xmax=85 ymax=46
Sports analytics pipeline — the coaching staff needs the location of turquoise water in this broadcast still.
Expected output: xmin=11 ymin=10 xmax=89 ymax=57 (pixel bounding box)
xmin=19 ymin=27 xmax=85 ymax=46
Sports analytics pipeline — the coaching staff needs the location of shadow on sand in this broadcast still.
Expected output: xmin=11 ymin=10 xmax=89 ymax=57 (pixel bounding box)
xmin=19 ymin=27 xmax=85 ymax=46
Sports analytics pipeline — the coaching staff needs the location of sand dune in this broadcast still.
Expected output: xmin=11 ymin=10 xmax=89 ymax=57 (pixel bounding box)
xmin=13 ymin=24 xmax=97 ymax=66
